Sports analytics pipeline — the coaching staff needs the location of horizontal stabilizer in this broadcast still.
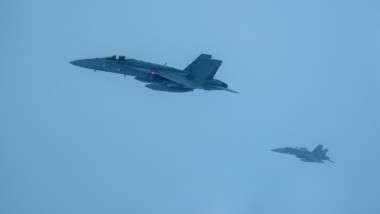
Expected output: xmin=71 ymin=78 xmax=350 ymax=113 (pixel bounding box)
xmin=223 ymin=88 xmax=239 ymax=93
xmin=213 ymin=86 xmax=238 ymax=93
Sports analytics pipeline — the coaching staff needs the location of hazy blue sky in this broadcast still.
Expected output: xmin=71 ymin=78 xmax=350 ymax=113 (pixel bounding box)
xmin=1 ymin=0 xmax=379 ymax=213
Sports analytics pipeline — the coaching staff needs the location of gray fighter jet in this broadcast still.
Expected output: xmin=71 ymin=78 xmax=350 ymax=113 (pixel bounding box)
xmin=70 ymin=54 xmax=237 ymax=93
xmin=271 ymin=145 xmax=334 ymax=163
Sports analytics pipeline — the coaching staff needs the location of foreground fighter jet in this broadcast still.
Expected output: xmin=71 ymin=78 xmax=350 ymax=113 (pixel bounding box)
xmin=271 ymin=145 xmax=334 ymax=163
xmin=70 ymin=54 xmax=237 ymax=93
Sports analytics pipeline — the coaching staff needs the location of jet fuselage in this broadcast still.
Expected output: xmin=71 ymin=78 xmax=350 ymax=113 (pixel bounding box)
xmin=271 ymin=145 xmax=333 ymax=163
xmin=70 ymin=55 xmax=236 ymax=93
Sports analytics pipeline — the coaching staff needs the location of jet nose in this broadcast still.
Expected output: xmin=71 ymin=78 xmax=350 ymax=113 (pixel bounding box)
xmin=69 ymin=59 xmax=88 ymax=68
xmin=271 ymin=148 xmax=282 ymax=153
xmin=69 ymin=60 xmax=80 ymax=66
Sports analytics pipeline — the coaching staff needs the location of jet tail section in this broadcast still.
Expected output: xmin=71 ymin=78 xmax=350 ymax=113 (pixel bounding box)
xmin=312 ymin=145 xmax=323 ymax=155
xmin=213 ymin=86 xmax=239 ymax=93
xmin=185 ymin=54 xmax=222 ymax=82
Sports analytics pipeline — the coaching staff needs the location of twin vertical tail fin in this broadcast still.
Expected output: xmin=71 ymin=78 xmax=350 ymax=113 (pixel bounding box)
xmin=184 ymin=54 xmax=222 ymax=82
xmin=312 ymin=145 xmax=332 ymax=161
xmin=312 ymin=145 xmax=324 ymax=157
xmin=312 ymin=145 xmax=323 ymax=153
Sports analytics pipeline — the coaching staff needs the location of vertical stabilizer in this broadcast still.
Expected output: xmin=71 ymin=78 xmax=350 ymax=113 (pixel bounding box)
xmin=312 ymin=145 xmax=323 ymax=156
xmin=184 ymin=54 xmax=222 ymax=82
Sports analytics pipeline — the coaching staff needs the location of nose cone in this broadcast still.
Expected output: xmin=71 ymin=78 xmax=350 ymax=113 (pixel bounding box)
xmin=271 ymin=148 xmax=285 ymax=153
xmin=69 ymin=59 xmax=88 ymax=68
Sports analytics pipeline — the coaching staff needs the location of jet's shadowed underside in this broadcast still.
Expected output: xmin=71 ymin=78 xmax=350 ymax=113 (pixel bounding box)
xmin=70 ymin=54 xmax=237 ymax=93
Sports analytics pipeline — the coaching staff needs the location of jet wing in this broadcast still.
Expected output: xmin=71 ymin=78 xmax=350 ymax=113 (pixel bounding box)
xmin=184 ymin=54 xmax=222 ymax=82
xmin=155 ymin=70 xmax=196 ymax=88
xmin=300 ymin=158 xmax=321 ymax=163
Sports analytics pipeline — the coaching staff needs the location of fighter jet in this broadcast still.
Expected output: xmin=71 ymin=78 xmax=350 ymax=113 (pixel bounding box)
xmin=271 ymin=145 xmax=334 ymax=163
xmin=69 ymin=54 xmax=237 ymax=93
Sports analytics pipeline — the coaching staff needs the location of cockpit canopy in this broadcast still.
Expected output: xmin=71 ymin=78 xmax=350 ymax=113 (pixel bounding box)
xmin=295 ymin=147 xmax=309 ymax=152
xmin=103 ymin=55 xmax=127 ymax=61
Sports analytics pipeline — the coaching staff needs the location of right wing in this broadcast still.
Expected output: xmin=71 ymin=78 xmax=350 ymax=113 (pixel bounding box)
xmin=184 ymin=54 xmax=222 ymax=83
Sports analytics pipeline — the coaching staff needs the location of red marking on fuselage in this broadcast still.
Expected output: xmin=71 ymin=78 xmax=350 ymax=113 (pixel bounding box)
xmin=151 ymin=71 xmax=155 ymax=75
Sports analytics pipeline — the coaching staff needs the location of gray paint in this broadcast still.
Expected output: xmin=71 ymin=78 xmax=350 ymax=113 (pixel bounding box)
xmin=2 ymin=0 xmax=380 ymax=213
xmin=272 ymin=145 xmax=333 ymax=163
xmin=70 ymin=54 xmax=237 ymax=93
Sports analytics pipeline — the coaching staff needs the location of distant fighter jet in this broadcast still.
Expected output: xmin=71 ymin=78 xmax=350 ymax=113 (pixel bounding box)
xmin=70 ymin=54 xmax=237 ymax=93
xmin=271 ymin=145 xmax=334 ymax=163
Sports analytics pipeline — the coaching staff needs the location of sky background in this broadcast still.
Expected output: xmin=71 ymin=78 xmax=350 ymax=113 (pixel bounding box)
xmin=1 ymin=0 xmax=379 ymax=213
